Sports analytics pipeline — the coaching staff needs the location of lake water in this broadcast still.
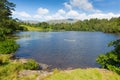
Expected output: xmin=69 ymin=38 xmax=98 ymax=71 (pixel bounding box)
xmin=15 ymin=31 xmax=120 ymax=69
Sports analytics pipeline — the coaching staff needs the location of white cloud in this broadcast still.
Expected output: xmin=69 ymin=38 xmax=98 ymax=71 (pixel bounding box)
xmin=44 ymin=16 xmax=53 ymax=20
xmin=13 ymin=11 xmax=31 ymax=18
xmin=12 ymin=8 xmax=120 ymax=21
xmin=87 ymin=13 xmax=120 ymax=19
xmin=66 ymin=10 xmax=80 ymax=17
xmin=46 ymin=9 xmax=120 ymax=20
xmin=64 ymin=2 xmax=72 ymax=10
xmin=33 ymin=15 xmax=42 ymax=19
xmin=37 ymin=7 xmax=49 ymax=15
xmin=70 ymin=0 xmax=93 ymax=11
xmin=58 ymin=9 xmax=66 ymax=15
xmin=44 ymin=14 xmax=65 ymax=20
xmin=44 ymin=9 xmax=66 ymax=20
xmin=64 ymin=0 xmax=101 ymax=12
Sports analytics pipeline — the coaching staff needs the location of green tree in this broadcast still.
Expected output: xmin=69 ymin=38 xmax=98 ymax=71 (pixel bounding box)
xmin=96 ymin=39 xmax=120 ymax=74
xmin=0 ymin=0 xmax=15 ymax=20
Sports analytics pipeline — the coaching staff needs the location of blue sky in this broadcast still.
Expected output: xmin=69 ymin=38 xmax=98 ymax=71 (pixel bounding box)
xmin=9 ymin=0 xmax=120 ymax=21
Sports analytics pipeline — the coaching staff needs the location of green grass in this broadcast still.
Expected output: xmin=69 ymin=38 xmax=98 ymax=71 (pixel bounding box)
xmin=0 ymin=59 xmax=22 ymax=80
xmin=0 ymin=61 xmax=38 ymax=80
xmin=0 ymin=54 xmax=39 ymax=80
xmin=21 ymin=25 xmax=44 ymax=31
xmin=0 ymin=55 xmax=120 ymax=80
xmin=21 ymin=25 xmax=53 ymax=31
xmin=43 ymin=68 xmax=120 ymax=80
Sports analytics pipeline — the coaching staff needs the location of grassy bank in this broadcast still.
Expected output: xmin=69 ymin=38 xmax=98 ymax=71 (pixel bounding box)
xmin=1 ymin=54 xmax=120 ymax=80
xmin=42 ymin=68 xmax=120 ymax=80
xmin=1 ymin=64 xmax=119 ymax=80
xmin=22 ymin=25 xmax=43 ymax=31
xmin=0 ymin=54 xmax=39 ymax=80
xmin=21 ymin=25 xmax=53 ymax=31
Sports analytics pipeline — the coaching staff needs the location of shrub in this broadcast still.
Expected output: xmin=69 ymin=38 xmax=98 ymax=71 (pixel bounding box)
xmin=23 ymin=59 xmax=39 ymax=70
xmin=0 ymin=39 xmax=19 ymax=54
xmin=96 ymin=39 xmax=120 ymax=74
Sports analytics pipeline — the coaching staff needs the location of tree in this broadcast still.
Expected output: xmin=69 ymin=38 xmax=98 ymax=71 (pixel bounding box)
xmin=0 ymin=0 xmax=25 ymax=40
xmin=0 ymin=0 xmax=15 ymax=20
xmin=96 ymin=39 xmax=120 ymax=74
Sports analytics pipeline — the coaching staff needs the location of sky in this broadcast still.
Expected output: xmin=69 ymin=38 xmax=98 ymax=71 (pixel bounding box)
xmin=9 ymin=0 xmax=120 ymax=21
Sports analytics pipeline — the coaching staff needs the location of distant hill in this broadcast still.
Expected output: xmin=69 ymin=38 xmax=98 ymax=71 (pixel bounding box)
xmin=20 ymin=19 xmax=79 ymax=24
xmin=47 ymin=19 xmax=79 ymax=24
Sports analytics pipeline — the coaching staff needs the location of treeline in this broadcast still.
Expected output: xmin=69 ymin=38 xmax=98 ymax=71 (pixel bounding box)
xmin=21 ymin=17 xmax=120 ymax=33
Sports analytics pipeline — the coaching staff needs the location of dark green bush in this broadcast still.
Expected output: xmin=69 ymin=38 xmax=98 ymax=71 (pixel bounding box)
xmin=23 ymin=59 xmax=39 ymax=70
xmin=0 ymin=39 xmax=19 ymax=54
xmin=19 ymin=25 xmax=28 ymax=31
xmin=96 ymin=39 xmax=120 ymax=74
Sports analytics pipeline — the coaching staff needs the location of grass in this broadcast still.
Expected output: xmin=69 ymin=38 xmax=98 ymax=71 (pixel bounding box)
xmin=0 ymin=55 xmax=120 ymax=80
xmin=21 ymin=25 xmax=45 ymax=31
xmin=0 ymin=61 xmax=39 ymax=80
xmin=21 ymin=25 xmax=53 ymax=31
xmin=0 ymin=62 xmax=21 ymax=80
xmin=42 ymin=68 xmax=120 ymax=80
xmin=0 ymin=54 xmax=39 ymax=80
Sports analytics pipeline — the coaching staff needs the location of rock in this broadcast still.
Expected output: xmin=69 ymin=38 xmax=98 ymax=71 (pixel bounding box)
xmin=18 ymin=58 xmax=28 ymax=63
xmin=18 ymin=70 xmax=41 ymax=77
xmin=10 ymin=57 xmax=50 ymax=70
xmin=39 ymin=63 xmax=50 ymax=70
xmin=18 ymin=70 xmax=52 ymax=79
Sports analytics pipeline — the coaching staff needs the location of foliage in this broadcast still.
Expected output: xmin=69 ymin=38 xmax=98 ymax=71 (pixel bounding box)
xmin=0 ymin=0 xmax=26 ymax=40
xmin=23 ymin=59 xmax=39 ymax=70
xmin=0 ymin=39 xmax=19 ymax=54
xmin=0 ymin=0 xmax=38 ymax=80
xmin=96 ymin=39 xmax=120 ymax=74
xmin=21 ymin=17 xmax=120 ymax=33
xmin=0 ymin=0 xmax=15 ymax=20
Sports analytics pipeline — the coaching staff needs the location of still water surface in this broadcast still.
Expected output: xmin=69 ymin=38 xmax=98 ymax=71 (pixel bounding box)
xmin=15 ymin=31 xmax=120 ymax=69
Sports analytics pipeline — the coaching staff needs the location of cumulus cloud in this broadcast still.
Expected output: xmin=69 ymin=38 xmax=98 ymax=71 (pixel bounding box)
xmin=33 ymin=15 xmax=42 ymax=19
xmin=66 ymin=10 xmax=80 ymax=17
xmin=87 ymin=13 xmax=120 ymax=19
xmin=58 ymin=9 xmax=66 ymax=15
xmin=44 ymin=9 xmax=66 ymax=20
xmin=13 ymin=11 xmax=31 ymax=18
xmin=44 ymin=14 xmax=65 ymax=20
xmin=64 ymin=2 xmax=72 ymax=10
xmin=43 ymin=11 xmax=120 ymax=21
xmin=37 ymin=7 xmax=49 ymax=15
xmin=12 ymin=10 xmax=120 ymax=21
xmin=12 ymin=5 xmax=120 ymax=21
xmin=70 ymin=0 xmax=93 ymax=11
xmin=64 ymin=0 xmax=101 ymax=12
